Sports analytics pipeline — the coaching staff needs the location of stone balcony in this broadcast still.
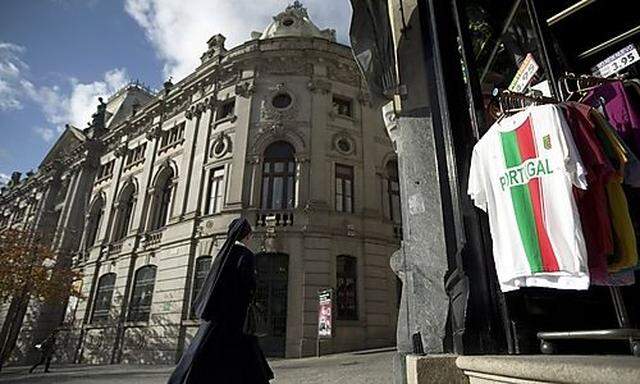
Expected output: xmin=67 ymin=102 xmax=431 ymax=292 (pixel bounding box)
xmin=255 ymin=210 xmax=294 ymax=227
xmin=142 ymin=229 xmax=164 ymax=249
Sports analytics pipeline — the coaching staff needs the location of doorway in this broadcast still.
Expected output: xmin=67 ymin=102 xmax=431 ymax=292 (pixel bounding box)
xmin=255 ymin=252 xmax=289 ymax=357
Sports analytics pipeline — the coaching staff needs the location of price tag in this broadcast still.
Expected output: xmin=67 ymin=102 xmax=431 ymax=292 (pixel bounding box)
xmin=509 ymin=53 xmax=539 ymax=93
xmin=591 ymin=44 xmax=639 ymax=78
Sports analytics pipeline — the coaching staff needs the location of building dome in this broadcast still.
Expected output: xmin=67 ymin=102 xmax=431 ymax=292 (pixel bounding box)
xmin=259 ymin=1 xmax=336 ymax=42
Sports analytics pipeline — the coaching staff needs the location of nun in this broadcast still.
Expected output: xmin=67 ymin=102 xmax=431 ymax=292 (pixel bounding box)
xmin=168 ymin=218 xmax=274 ymax=384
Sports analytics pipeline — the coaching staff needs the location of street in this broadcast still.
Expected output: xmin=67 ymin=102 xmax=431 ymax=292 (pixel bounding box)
xmin=0 ymin=349 xmax=395 ymax=384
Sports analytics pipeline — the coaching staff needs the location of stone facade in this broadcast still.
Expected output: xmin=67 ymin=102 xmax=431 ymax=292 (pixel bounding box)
xmin=0 ymin=2 xmax=401 ymax=364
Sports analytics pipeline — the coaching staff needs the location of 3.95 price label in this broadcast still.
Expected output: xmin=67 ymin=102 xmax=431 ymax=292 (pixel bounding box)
xmin=592 ymin=44 xmax=639 ymax=78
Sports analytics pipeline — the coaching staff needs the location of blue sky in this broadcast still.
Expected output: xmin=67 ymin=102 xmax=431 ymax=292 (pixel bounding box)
xmin=0 ymin=0 xmax=351 ymax=184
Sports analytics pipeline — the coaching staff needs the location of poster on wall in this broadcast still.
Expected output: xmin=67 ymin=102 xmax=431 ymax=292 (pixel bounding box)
xmin=63 ymin=280 xmax=83 ymax=325
xmin=318 ymin=289 xmax=333 ymax=338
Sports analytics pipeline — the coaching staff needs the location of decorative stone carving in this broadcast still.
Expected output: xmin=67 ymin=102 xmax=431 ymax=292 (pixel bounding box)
xmin=201 ymin=34 xmax=227 ymax=64
xmin=220 ymin=67 xmax=240 ymax=86
xmin=328 ymin=62 xmax=361 ymax=87
xmin=209 ymin=132 xmax=233 ymax=159
xmin=114 ymin=142 xmax=128 ymax=158
xmin=164 ymin=97 xmax=190 ymax=120
xmin=346 ymin=224 xmax=356 ymax=237
xmin=261 ymin=58 xmax=313 ymax=76
xmin=332 ymin=133 xmax=355 ymax=156
xmin=252 ymin=121 xmax=306 ymax=155
xmin=260 ymin=84 xmax=298 ymax=122
xmin=235 ymin=82 xmax=255 ymax=98
xmin=307 ymin=79 xmax=332 ymax=94
xmin=145 ymin=124 xmax=162 ymax=140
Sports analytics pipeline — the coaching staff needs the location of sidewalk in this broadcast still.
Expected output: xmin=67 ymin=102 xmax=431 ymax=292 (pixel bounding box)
xmin=0 ymin=348 xmax=396 ymax=384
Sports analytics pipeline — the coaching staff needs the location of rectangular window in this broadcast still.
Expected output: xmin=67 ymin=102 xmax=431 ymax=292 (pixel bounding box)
xmin=217 ymin=99 xmax=235 ymax=120
xmin=332 ymin=96 xmax=352 ymax=117
xmin=206 ymin=167 xmax=225 ymax=215
xmin=126 ymin=143 xmax=147 ymax=166
xmin=97 ymin=160 xmax=115 ymax=180
xmin=159 ymin=123 xmax=185 ymax=150
xmin=335 ymin=164 xmax=354 ymax=213
xmin=337 ymin=256 xmax=358 ymax=320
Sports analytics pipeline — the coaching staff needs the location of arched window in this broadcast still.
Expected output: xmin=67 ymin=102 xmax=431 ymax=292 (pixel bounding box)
xmin=114 ymin=183 xmax=136 ymax=241
xmin=85 ymin=197 xmax=105 ymax=250
xmin=336 ymin=255 xmax=358 ymax=320
xmin=386 ymin=160 xmax=401 ymax=224
xmin=127 ymin=265 xmax=157 ymax=322
xmin=151 ymin=168 xmax=174 ymax=230
xmin=91 ymin=273 xmax=116 ymax=323
xmin=261 ymin=141 xmax=296 ymax=210
xmin=190 ymin=256 xmax=212 ymax=318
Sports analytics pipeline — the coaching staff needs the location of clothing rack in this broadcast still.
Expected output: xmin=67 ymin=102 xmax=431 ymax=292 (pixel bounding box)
xmin=537 ymin=73 xmax=640 ymax=357
xmin=493 ymin=89 xmax=557 ymax=118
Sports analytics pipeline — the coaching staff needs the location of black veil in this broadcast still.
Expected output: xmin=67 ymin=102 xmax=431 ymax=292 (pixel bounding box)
xmin=193 ymin=217 xmax=252 ymax=321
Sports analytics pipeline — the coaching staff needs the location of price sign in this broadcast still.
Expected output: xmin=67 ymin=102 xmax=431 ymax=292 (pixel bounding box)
xmin=318 ymin=289 xmax=333 ymax=338
xmin=509 ymin=53 xmax=539 ymax=93
xmin=592 ymin=44 xmax=640 ymax=78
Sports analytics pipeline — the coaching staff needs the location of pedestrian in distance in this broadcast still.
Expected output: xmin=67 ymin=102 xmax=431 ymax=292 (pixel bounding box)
xmin=29 ymin=330 xmax=58 ymax=373
xmin=168 ymin=217 xmax=273 ymax=384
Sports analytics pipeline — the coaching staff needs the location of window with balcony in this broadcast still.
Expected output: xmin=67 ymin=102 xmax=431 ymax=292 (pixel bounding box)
xmin=336 ymin=255 xmax=358 ymax=320
xmin=91 ymin=273 xmax=116 ymax=323
xmin=127 ymin=265 xmax=157 ymax=322
xmin=261 ymin=141 xmax=296 ymax=210
xmin=205 ymin=167 xmax=225 ymax=215
xmin=335 ymin=164 xmax=354 ymax=213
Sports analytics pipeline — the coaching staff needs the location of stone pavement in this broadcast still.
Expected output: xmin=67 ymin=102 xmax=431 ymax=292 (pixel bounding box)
xmin=0 ymin=348 xmax=395 ymax=384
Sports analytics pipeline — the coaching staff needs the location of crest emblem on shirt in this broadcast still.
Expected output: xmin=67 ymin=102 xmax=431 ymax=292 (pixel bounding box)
xmin=543 ymin=134 xmax=552 ymax=150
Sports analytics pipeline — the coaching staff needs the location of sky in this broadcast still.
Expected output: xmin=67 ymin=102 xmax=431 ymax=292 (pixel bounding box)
xmin=0 ymin=0 xmax=353 ymax=185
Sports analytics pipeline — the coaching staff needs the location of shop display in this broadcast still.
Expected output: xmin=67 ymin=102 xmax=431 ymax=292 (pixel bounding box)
xmin=469 ymin=77 xmax=640 ymax=293
xmin=468 ymin=104 xmax=589 ymax=292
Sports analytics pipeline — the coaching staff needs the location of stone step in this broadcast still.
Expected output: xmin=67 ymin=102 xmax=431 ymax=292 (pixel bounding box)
xmin=456 ymin=355 xmax=640 ymax=384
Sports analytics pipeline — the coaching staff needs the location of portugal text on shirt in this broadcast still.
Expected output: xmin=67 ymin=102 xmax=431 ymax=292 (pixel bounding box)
xmin=499 ymin=158 xmax=554 ymax=191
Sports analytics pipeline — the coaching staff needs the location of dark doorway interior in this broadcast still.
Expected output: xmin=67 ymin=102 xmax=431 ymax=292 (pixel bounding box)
xmin=255 ymin=252 xmax=289 ymax=357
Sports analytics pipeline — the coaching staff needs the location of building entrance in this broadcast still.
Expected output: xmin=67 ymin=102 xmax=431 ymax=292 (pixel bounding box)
xmin=255 ymin=252 xmax=289 ymax=357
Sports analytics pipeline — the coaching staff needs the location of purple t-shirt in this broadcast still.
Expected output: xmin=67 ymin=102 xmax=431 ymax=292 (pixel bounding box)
xmin=584 ymin=81 xmax=640 ymax=157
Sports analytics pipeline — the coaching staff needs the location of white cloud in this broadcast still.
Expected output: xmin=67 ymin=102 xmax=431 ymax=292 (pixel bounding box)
xmin=0 ymin=42 xmax=28 ymax=111
xmin=1 ymin=41 xmax=130 ymax=141
xmin=22 ymin=68 xmax=128 ymax=130
xmin=0 ymin=172 xmax=9 ymax=186
xmin=33 ymin=127 xmax=56 ymax=142
xmin=124 ymin=0 xmax=352 ymax=81
xmin=65 ymin=68 xmax=129 ymax=128
xmin=1 ymin=41 xmax=130 ymax=142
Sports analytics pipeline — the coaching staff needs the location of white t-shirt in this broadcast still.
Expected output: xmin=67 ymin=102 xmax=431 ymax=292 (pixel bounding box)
xmin=468 ymin=104 xmax=590 ymax=292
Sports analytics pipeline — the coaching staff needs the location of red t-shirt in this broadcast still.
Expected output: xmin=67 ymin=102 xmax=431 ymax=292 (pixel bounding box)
xmin=562 ymin=103 xmax=615 ymax=281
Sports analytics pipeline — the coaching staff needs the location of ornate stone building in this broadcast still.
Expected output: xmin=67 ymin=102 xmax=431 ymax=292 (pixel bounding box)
xmin=0 ymin=2 xmax=401 ymax=364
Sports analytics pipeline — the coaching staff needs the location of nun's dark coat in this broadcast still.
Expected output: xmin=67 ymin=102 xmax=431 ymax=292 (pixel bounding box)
xmin=168 ymin=230 xmax=273 ymax=384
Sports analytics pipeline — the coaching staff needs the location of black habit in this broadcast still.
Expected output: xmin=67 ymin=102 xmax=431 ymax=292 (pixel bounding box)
xmin=168 ymin=218 xmax=273 ymax=384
